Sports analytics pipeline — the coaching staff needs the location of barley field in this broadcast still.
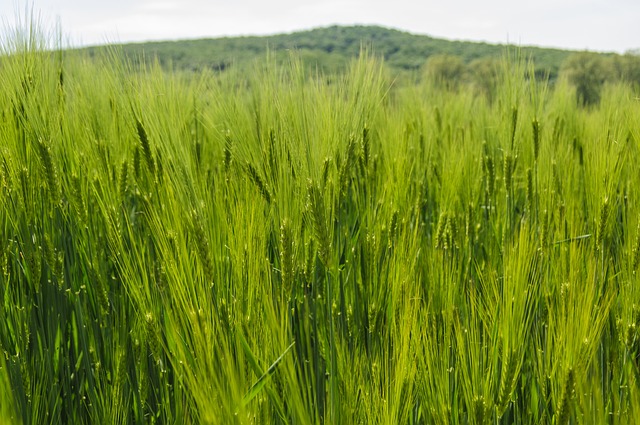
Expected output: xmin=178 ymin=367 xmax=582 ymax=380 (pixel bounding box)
xmin=1 ymin=28 xmax=640 ymax=425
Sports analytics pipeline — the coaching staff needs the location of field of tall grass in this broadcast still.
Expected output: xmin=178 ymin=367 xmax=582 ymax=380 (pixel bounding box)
xmin=1 ymin=25 xmax=640 ymax=424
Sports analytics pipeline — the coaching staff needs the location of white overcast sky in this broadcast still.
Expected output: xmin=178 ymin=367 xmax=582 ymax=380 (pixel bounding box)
xmin=1 ymin=0 xmax=639 ymax=53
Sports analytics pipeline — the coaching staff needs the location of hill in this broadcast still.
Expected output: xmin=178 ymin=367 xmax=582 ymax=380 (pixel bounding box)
xmin=82 ymin=25 xmax=580 ymax=78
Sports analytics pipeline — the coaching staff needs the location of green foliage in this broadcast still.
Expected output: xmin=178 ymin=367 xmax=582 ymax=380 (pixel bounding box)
xmin=609 ymin=53 xmax=640 ymax=86
xmin=424 ymin=54 xmax=465 ymax=89
xmin=468 ymin=56 xmax=501 ymax=100
xmin=561 ymin=52 xmax=611 ymax=106
xmin=2 ymin=22 xmax=640 ymax=425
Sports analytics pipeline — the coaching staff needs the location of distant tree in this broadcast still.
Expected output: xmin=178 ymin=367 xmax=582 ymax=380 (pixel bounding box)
xmin=609 ymin=54 xmax=640 ymax=87
xmin=467 ymin=57 xmax=500 ymax=101
xmin=561 ymin=52 xmax=611 ymax=106
xmin=424 ymin=54 xmax=465 ymax=89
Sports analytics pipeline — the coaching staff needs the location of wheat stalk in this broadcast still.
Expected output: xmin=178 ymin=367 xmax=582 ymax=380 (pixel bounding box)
xmin=307 ymin=180 xmax=331 ymax=268
xmin=246 ymin=162 xmax=272 ymax=204
xmin=596 ymin=196 xmax=610 ymax=252
xmin=135 ymin=119 xmax=156 ymax=176
xmin=35 ymin=138 xmax=59 ymax=204
xmin=532 ymin=119 xmax=540 ymax=162
xmin=280 ymin=218 xmax=294 ymax=295
xmin=554 ymin=368 xmax=575 ymax=425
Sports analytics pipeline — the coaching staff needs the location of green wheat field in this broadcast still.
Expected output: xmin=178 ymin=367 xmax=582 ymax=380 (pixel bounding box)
xmin=1 ymin=25 xmax=640 ymax=425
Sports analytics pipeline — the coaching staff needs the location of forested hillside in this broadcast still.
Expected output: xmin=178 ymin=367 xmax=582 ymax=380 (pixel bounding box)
xmin=81 ymin=26 xmax=620 ymax=76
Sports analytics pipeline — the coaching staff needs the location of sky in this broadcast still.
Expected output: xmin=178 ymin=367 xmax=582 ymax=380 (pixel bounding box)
xmin=1 ymin=0 xmax=639 ymax=53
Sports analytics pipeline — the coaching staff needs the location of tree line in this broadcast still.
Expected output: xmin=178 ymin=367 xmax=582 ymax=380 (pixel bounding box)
xmin=424 ymin=51 xmax=640 ymax=105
